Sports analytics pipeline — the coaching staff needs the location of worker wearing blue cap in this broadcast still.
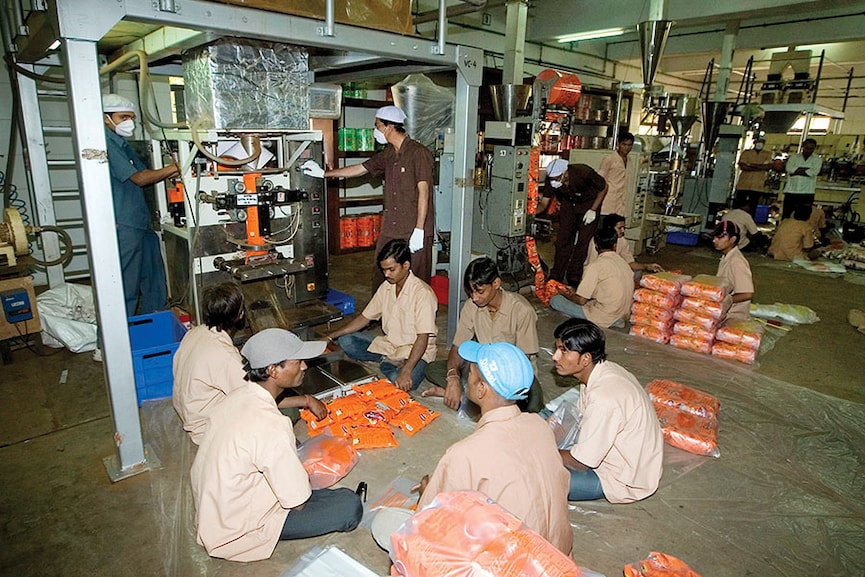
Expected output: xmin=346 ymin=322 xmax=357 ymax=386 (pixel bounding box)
xmin=415 ymin=341 xmax=573 ymax=554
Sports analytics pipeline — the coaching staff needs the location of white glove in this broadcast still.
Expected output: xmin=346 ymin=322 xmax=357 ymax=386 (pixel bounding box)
xmin=409 ymin=228 xmax=424 ymax=253
xmin=301 ymin=159 xmax=324 ymax=179
xmin=583 ymin=209 xmax=597 ymax=225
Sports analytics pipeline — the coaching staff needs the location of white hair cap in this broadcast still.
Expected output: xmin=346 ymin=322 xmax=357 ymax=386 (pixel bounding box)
xmin=102 ymin=94 xmax=136 ymax=113
xmin=546 ymin=159 xmax=569 ymax=178
xmin=375 ymin=105 xmax=406 ymax=124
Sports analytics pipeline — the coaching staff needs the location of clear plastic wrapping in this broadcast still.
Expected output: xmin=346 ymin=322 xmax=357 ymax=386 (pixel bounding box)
xmin=182 ymin=38 xmax=309 ymax=130
xmin=639 ymin=272 xmax=692 ymax=296
xmin=673 ymin=307 xmax=718 ymax=331
xmin=654 ymin=404 xmax=720 ymax=458
xmin=672 ymin=322 xmax=716 ymax=342
xmin=633 ymin=288 xmax=682 ymax=310
xmin=646 ymin=380 xmax=720 ymax=420
xmin=679 ymin=296 xmax=731 ymax=320
xmin=546 ymin=400 xmax=582 ymax=449
xmin=711 ymin=341 xmax=758 ymax=364
xmin=624 ymin=551 xmax=704 ymax=577
xmin=630 ymin=323 xmax=672 ymax=344
xmin=392 ymin=74 xmax=455 ymax=149
xmin=631 ymin=314 xmax=674 ymax=332
xmin=631 ymin=301 xmax=675 ymax=323
xmin=297 ymin=434 xmax=359 ymax=490
xmin=669 ymin=333 xmax=714 ymax=355
xmin=715 ymin=319 xmax=764 ymax=350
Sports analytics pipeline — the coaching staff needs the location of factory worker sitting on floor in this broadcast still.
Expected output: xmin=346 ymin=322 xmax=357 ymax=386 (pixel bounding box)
xmin=585 ymin=213 xmax=663 ymax=280
xmin=553 ymin=319 xmax=664 ymax=503
xmin=327 ymin=239 xmax=437 ymax=391
xmin=768 ymin=203 xmax=816 ymax=261
xmin=191 ymin=329 xmax=362 ymax=562
xmin=550 ymin=225 xmax=634 ymax=328
xmin=422 ymin=257 xmax=544 ymax=413
xmin=374 ymin=342 xmax=572 ymax=556
xmin=712 ymin=220 xmax=755 ymax=322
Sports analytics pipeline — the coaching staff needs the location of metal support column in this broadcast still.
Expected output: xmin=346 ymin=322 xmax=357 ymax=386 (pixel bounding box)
xmin=447 ymin=46 xmax=482 ymax=346
xmin=16 ymin=66 xmax=65 ymax=287
xmin=714 ymin=21 xmax=739 ymax=101
xmin=502 ymin=0 xmax=528 ymax=85
xmin=61 ymin=38 xmax=151 ymax=481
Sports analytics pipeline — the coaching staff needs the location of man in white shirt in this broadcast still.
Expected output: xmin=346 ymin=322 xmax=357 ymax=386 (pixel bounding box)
xmin=783 ymin=138 xmax=822 ymax=219
xmin=598 ymin=132 xmax=634 ymax=217
xmin=721 ymin=199 xmax=766 ymax=252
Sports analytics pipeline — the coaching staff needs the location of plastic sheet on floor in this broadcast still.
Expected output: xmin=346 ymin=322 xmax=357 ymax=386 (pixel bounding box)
xmin=140 ymin=327 xmax=865 ymax=575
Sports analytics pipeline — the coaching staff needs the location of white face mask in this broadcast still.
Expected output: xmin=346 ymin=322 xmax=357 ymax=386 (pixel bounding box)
xmin=550 ymin=179 xmax=563 ymax=189
xmin=373 ymin=128 xmax=387 ymax=145
xmin=114 ymin=119 xmax=135 ymax=138
xmin=754 ymin=142 xmax=764 ymax=151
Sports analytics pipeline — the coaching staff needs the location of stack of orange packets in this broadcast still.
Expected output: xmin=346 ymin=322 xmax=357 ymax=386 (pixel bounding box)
xmin=300 ymin=379 xmax=440 ymax=449
xmin=646 ymin=379 xmax=720 ymax=458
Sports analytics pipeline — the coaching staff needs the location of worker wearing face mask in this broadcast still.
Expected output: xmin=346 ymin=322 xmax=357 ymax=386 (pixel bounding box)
xmin=103 ymin=93 xmax=180 ymax=316
xmin=302 ymin=105 xmax=434 ymax=289
xmin=735 ymin=137 xmax=772 ymax=217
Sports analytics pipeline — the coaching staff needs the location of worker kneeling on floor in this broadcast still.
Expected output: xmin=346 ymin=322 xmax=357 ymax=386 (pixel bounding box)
xmin=554 ymin=319 xmax=664 ymax=503
xmin=191 ymin=328 xmax=363 ymax=562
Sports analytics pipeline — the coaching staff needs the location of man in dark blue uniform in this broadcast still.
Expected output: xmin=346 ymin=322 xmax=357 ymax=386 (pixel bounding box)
xmin=102 ymin=94 xmax=179 ymax=316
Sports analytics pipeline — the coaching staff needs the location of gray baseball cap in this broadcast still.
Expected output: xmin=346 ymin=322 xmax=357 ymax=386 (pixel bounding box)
xmin=240 ymin=328 xmax=326 ymax=369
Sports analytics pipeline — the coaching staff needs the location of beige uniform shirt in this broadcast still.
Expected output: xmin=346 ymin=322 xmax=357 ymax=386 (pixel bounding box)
xmin=172 ymin=325 xmax=247 ymax=445
xmin=419 ymin=405 xmax=573 ymax=554
xmin=721 ymin=209 xmax=760 ymax=250
xmin=716 ymin=246 xmax=754 ymax=321
xmin=576 ymin=251 xmax=635 ymax=328
xmin=598 ymin=152 xmax=627 ymax=216
xmin=363 ymin=271 xmax=438 ymax=363
xmin=769 ymin=219 xmax=814 ymax=261
xmin=191 ymin=384 xmax=311 ymax=562
xmin=452 ymin=290 xmax=538 ymax=354
xmin=570 ymin=361 xmax=664 ymax=503
xmin=587 ymin=236 xmax=635 ymax=265
xmin=736 ymin=148 xmax=772 ymax=192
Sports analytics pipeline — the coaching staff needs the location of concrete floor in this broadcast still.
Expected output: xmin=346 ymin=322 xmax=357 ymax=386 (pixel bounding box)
xmin=1 ymin=238 xmax=864 ymax=576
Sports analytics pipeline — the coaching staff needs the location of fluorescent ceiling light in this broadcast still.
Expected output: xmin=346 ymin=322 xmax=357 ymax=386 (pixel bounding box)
xmin=48 ymin=39 xmax=61 ymax=50
xmin=557 ymin=28 xmax=625 ymax=43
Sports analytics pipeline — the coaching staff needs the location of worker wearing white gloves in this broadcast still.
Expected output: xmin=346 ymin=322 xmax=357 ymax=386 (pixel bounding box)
xmin=544 ymin=159 xmax=608 ymax=287
xmin=302 ymin=105 xmax=435 ymax=288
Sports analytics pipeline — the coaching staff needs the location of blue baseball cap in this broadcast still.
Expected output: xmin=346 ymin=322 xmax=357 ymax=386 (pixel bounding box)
xmin=458 ymin=341 xmax=532 ymax=401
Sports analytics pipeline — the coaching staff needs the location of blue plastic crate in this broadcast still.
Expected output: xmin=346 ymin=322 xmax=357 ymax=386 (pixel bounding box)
xmin=755 ymin=204 xmax=770 ymax=224
xmin=128 ymin=311 xmax=187 ymax=405
xmin=325 ymin=288 xmax=355 ymax=315
xmin=666 ymin=231 xmax=699 ymax=246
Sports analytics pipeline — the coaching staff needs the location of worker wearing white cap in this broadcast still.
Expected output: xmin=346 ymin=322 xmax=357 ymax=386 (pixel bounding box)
xmin=102 ymin=93 xmax=180 ymax=316
xmin=302 ymin=104 xmax=435 ymax=288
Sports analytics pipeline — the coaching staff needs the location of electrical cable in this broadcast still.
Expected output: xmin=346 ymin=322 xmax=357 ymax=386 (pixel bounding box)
xmin=27 ymin=225 xmax=74 ymax=267
xmin=14 ymin=320 xmax=64 ymax=357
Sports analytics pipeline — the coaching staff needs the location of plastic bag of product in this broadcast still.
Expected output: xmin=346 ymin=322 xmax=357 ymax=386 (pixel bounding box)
xmin=389 ymin=403 xmax=440 ymax=436
xmin=654 ymin=404 xmax=720 ymax=458
xmin=750 ymin=302 xmax=820 ymax=325
xmin=672 ymin=321 xmax=716 ymax=342
xmin=546 ymin=400 xmax=582 ymax=449
xmin=540 ymin=279 xmax=571 ymax=307
xmin=715 ymin=319 xmax=764 ymax=350
xmin=680 ymin=274 xmax=733 ymax=302
xmin=711 ymin=341 xmax=757 ymax=364
xmin=669 ymin=333 xmax=713 ymax=355
xmin=630 ymin=314 xmax=674 ymax=332
xmin=639 ymin=272 xmax=692 ymax=296
xmin=624 ymin=551 xmax=704 ymax=577
xmin=391 ymin=491 xmax=583 ymax=577
xmin=632 ymin=301 xmax=675 ymax=323
xmin=673 ymin=307 xmax=718 ymax=331
xmin=629 ymin=324 xmax=671 ymax=344
xmin=331 ymin=421 xmax=400 ymax=449
xmin=36 ymin=283 xmax=98 ymax=353
xmin=298 ymin=434 xmax=359 ymax=489
xmin=352 ymin=378 xmax=399 ymax=398
xmin=300 ymin=408 xmax=336 ymax=436
xmin=679 ymin=296 xmax=730 ymax=320
xmin=633 ymin=288 xmax=682 ymax=310
xmin=392 ymin=74 xmax=455 ymax=148
xmin=328 ymin=394 xmax=370 ymax=420
xmin=646 ymin=379 xmax=720 ymax=420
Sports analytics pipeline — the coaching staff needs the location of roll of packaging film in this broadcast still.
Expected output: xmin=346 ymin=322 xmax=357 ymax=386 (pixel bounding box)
xmin=536 ymin=69 xmax=582 ymax=107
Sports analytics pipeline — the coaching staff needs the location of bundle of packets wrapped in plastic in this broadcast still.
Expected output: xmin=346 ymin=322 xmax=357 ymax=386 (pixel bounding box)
xmin=624 ymin=551 xmax=704 ymax=577
xmin=391 ymin=491 xmax=586 ymax=577
xmin=646 ymin=379 xmax=720 ymax=458
xmin=630 ymin=273 xmax=764 ymax=363
xmin=300 ymin=379 xmax=440 ymax=450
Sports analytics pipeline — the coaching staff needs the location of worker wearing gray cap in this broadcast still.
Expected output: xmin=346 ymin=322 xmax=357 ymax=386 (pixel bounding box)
xmin=302 ymin=104 xmax=435 ymax=288
xmin=102 ymin=93 xmax=179 ymax=316
xmin=191 ymin=328 xmax=363 ymax=562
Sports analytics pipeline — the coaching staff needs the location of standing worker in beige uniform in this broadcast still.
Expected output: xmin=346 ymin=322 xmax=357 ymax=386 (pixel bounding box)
xmin=302 ymin=105 xmax=435 ymax=286
xmin=712 ymin=220 xmax=754 ymax=322
xmin=422 ymin=257 xmax=544 ymax=413
xmin=735 ymin=137 xmax=773 ymax=214
xmin=416 ymin=341 xmax=573 ymax=554
xmin=597 ymin=132 xmax=634 ymax=218
xmin=191 ymin=329 xmax=362 ymax=562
